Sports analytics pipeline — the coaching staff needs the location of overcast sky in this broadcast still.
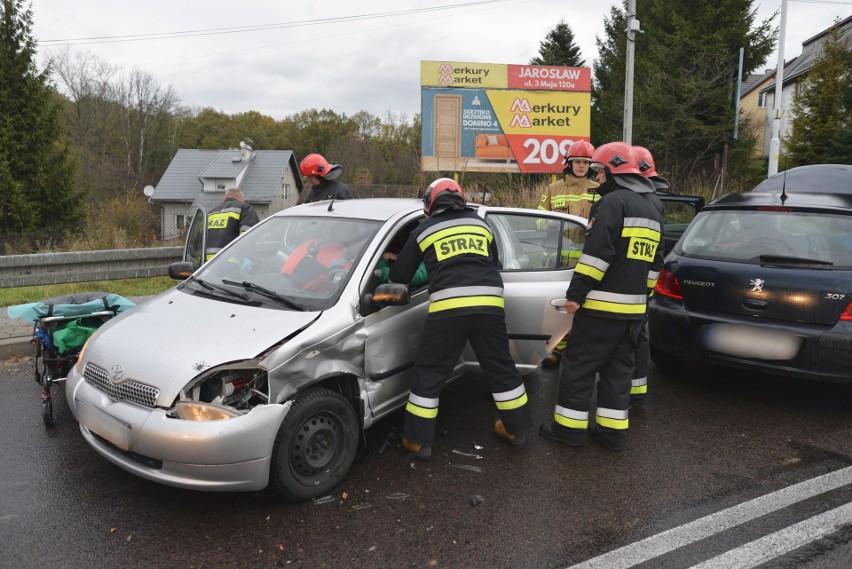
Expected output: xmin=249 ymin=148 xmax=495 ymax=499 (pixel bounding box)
xmin=30 ymin=0 xmax=852 ymax=121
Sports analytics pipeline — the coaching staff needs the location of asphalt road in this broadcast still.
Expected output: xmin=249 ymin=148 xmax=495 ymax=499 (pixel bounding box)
xmin=1 ymin=355 xmax=850 ymax=569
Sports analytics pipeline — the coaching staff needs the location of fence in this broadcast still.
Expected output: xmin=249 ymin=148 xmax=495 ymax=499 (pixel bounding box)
xmin=0 ymin=247 xmax=183 ymax=288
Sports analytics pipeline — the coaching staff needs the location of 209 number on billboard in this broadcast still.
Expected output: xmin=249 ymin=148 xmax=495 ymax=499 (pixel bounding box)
xmin=521 ymin=137 xmax=574 ymax=164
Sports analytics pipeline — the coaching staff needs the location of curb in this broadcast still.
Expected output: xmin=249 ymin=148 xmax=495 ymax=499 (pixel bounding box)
xmin=0 ymin=336 xmax=33 ymax=361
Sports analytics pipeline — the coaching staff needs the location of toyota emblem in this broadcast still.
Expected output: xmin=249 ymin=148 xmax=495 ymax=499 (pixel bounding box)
xmin=109 ymin=364 xmax=126 ymax=384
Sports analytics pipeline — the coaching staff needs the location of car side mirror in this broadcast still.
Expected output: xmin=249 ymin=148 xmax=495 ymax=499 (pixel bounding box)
xmin=168 ymin=261 xmax=195 ymax=281
xmin=364 ymin=283 xmax=411 ymax=307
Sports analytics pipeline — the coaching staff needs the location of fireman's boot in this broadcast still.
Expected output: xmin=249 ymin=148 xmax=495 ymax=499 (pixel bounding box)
xmin=493 ymin=419 xmax=526 ymax=447
xmin=587 ymin=426 xmax=625 ymax=452
xmin=538 ymin=422 xmax=585 ymax=447
xmin=402 ymin=438 xmax=432 ymax=462
xmin=541 ymin=351 xmax=561 ymax=369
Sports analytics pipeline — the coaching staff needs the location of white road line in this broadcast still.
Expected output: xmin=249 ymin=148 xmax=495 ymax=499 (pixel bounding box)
xmin=566 ymin=465 xmax=852 ymax=569
xmin=688 ymin=501 xmax=852 ymax=569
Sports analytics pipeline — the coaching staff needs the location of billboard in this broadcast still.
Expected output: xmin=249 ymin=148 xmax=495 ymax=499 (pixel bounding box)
xmin=420 ymin=61 xmax=592 ymax=174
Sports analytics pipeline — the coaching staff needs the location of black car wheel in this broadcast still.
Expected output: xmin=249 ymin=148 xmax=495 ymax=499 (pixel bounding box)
xmin=270 ymin=387 xmax=359 ymax=501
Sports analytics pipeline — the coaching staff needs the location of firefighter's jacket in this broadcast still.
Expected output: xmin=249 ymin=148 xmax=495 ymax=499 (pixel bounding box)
xmin=303 ymin=179 xmax=354 ymax=203
xmin=567 ymin=186 xmax=664 ymax=320
xmin=538 ymin=175 xmax=600 ymax=218
xmin=206 ymin=199 xmax=260 ymax=260
xmin=389 ymin=209 xmax=504 ymax=318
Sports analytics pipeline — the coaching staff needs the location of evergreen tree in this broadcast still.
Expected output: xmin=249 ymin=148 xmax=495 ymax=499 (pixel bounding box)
xmin=0 ymin=0 xmax=82 ymax=240
xmin=530 ymin=19 xmax=584 ymax=67
xmin=784 ymin=24 xmax=852 ymax=167
xmin=592 ymin=0 xmax=775 ymax=182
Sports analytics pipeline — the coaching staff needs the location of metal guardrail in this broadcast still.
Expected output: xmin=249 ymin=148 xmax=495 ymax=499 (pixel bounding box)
xmin=0 ymin=247 xmax=183 ymax=288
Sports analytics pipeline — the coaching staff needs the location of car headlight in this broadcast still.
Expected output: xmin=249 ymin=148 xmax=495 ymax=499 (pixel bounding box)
xmin=175 ymin=401 xmax=241 ymax=421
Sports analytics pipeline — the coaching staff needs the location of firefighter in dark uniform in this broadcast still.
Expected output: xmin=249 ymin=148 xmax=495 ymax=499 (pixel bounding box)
xmin=206 ymin=188 xmax=260 ymax=261
xmin=630 ymin=145 xmax=668 ymax=410
xmin=537 ymin=139 xmax=600 ymax=368
xmin=539 ymin=142 xmax=664 ymax=451
xmin=298 ymin=153 xmax=355 ymax=204
xmin=389 ymin=178 xmax=532 ymax=461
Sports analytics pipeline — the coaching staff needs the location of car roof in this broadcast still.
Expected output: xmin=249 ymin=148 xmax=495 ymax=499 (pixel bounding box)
xmin=751 ymin=164 xmax=852 ymax=194
xmin=276 ymin=198 xmax=425 ymax=222
xmin=708 ymin=189 xmax=852 ymax=212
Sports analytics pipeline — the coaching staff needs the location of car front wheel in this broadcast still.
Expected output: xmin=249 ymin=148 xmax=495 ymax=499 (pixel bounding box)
xmin=270 ymin=387 xmax=359 ymax=501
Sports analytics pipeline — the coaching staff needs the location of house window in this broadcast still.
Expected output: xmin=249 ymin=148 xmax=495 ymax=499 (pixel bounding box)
xmin=175 ymin=214 xmax=186 ymax=230
xmin=757 ymin=91 xmax=767 ymax=108
xmin=284 ymin=183 xmax=290 ymax=199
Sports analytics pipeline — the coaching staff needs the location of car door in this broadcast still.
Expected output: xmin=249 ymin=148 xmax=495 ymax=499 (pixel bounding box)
xmin=655 ymin=191 xmax=705 ymax=255
xmin=182 ymin=207 xmax=207 ymax=270
xmin=473 ymin=206 xmax=588 ymax=375
xmin=361 ymin=213 xmax=447 ymax=420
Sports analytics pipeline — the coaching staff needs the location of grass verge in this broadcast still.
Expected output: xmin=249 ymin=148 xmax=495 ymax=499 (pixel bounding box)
xmin=1 ymin=276 xmax=176 ymax=307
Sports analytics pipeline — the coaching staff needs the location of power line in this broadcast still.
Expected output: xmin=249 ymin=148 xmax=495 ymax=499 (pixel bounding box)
xmin=40 ymin=0 xmax=514 ymax=46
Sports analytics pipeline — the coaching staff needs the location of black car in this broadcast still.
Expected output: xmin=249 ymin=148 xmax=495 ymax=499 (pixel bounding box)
xmin=649 ymin=185 xmax=852 ymax=383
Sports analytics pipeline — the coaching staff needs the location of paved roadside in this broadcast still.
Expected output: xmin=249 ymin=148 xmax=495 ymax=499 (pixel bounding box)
xmin=0 ymin=296 xmax=151 ymax=360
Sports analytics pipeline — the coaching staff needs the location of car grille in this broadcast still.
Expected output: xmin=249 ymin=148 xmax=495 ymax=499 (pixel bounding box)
xmin=83 ymin=363 xmax=160 ymax=408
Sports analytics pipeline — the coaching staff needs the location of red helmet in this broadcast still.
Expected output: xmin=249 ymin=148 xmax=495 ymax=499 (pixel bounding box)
xmin=590 ymin=142 xmax=642 ymax=176
xmin=564 ymin=139 xmax=595 ymax=163
xmin=423 ymin=178 xmax=466 ymax=215
xmin=299 ymin=153 xmax=332 ymax=178
xmin=633 ymin=146 xmax=659 ymax=178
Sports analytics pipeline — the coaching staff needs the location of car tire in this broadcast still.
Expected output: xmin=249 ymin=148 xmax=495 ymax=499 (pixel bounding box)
xmin=270 ymin=387 xmax=359 ymax=501
xmin=650 ymin=345 xmax=682 ymax=374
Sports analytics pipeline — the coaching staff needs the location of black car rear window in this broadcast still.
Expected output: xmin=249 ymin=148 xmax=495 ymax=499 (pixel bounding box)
xmin=678 ymin=210 xmax=852 ymax=268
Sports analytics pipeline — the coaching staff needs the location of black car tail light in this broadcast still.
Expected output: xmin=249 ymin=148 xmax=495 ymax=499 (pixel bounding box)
xmin=654 ymin=269 xmax=683 ymax=300
xmin=840 ymin=300 xmax=852 ymax=321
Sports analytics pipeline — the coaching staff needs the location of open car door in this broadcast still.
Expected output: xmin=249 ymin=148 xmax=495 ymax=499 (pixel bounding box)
xmin=475 ymin=206 xmax=588 ymax=375
xmin=655 ymin=191 xmax=705 ymax=255
xmin=182 ymin=207 xmax=207 ymax=270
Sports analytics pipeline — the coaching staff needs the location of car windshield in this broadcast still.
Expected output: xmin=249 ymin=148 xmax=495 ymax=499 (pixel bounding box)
xmin=195 ymin=216 xmax=381 ymax=309
xmin=678 ymin=209 xmax=852 ymax=269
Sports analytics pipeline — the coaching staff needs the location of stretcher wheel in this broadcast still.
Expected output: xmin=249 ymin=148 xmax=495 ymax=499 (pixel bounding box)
xmin=41 ymin=396 xmax=55 ymax=428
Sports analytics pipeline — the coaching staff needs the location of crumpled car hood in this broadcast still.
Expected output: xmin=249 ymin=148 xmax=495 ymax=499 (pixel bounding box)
xmin=82 ymin=288 xmax=319 ymax=405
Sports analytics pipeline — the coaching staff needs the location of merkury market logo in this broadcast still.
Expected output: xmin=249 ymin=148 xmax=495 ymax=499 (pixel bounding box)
xmin=438 ymin=63 xmax=490 ymax=85
xmin=509 ymin=97 xmax=582 ymax=128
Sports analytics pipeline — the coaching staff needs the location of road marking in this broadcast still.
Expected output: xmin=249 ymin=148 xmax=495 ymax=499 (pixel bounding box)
xmin=566 ymin=465 xmax=852 ymax=569
xmin=688 ymin=501 xmax=852 ymax=569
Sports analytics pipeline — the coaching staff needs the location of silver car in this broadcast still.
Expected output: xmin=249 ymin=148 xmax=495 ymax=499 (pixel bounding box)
xmin=66 ymin=198 xmax=586 ymax=500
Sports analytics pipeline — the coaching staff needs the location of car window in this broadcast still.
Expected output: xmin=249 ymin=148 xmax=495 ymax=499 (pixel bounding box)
xmin=196 ymin=216 xmax=381 ymax=309
xmin=679 ymin=210 xmax=852 ymax=268
xmin=485 ymin=212 xmax=585 ymax=270
xmin=662 ymin=200 xmax=697 ymax=245
xmin=184 ymin=208 xmax=206 ymax=268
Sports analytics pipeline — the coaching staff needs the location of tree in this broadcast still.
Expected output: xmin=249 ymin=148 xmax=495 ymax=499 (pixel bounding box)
xmin=0 ymin=0 xmax=82 ymax=242
xmin=784 ymin=24 xmax=852 ymax=167
xmin=592 ymin=0 xmax=776 ymax=184
xmin=530 ymin=19 xmax=584 ymax=67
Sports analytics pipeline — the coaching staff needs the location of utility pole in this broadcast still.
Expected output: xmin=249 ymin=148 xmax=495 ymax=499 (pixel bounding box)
xmin=623 ymin=0 xmax=640 ymax=144
xmin=768 ymin=0 xmax=788 ymax=176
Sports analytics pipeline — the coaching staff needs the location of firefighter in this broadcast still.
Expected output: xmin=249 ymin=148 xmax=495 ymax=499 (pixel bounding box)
xmin=298 ymin=153 xmax=354 ymax=204
xmin=537 ymin=139 xmax=600 ymax=218
xmin=539 ymin=142 xmax=664 ymax=451
xmin=206 ymin=188 xmax=260 ymax=261
xmin=389 ymin=178 xmax=532 ymax=461
xmin=631 ymin=146 xmax=668 ymax=410
xmin=537 ymin=140 xmax=600 ymax=368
